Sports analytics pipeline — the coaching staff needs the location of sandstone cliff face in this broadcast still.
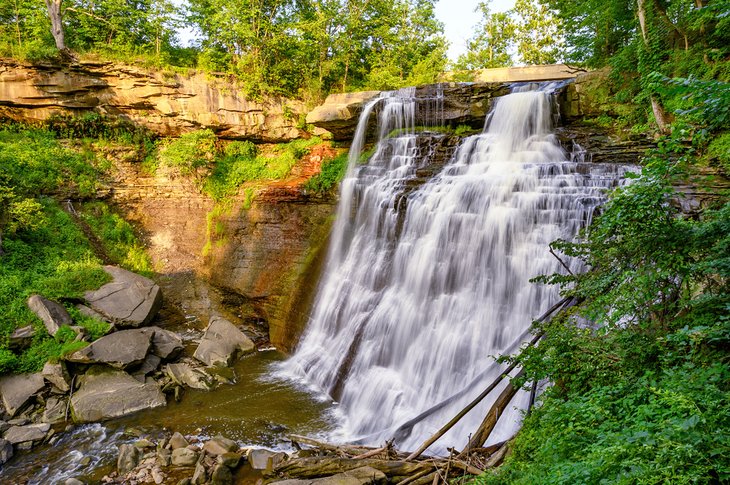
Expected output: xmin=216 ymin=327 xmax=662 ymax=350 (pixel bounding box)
xmin=107 ymin=150 xmax=336 ymax=351
xmin=0 ymin=59 xmax=305 ymax=142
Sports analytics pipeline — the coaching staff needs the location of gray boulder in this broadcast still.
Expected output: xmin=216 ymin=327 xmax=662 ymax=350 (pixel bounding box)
xmin=27 ymin=294 xmax=72 ymax=337
xmin=171 ymin=447 xmax=199 ymax=466
xmin=43 ymin=361 xmax=71 ymax=392
xmin=0 ymin=438 xmax=13 ymax=466
xmin=146 ymin=327 xmax=184 ymax=360
xmin=118 ymin=443 xmax=141 ymax=474
xmin=0 ymin=372 xmax=45 ymax=417
xmin=211 ymin=464 xmax=233 ymax=485
xmin=165 ymin=363 xmax=217 ymax=391
xmin=42 ymin=396 xmax=68 ymax=424
xmin=305 ymin=91 xmax=381 ymax=140
xmin=203 ymin=435 xmax=238 ymax=456
xmin=169 ymin=431 xmax=189 ymax=450
xmin=8 ymin=325 xmax=35 ymax=350
xmin=84 ymin=266 xmax=162 ymax=328
xmin=247 ymin=448 xmax=288 ymax=471
xmin=193 ymin=317 xmax=255 ymax=367
xmin=3 ymin=423 xmax=51 ymax=444
xmin=66 ymin=328 xmax=152 ymax=369
xmin=70 ymin=368 xmax=166 ymax=423
xmin=133 ymin=354 xmax=162 ymax=380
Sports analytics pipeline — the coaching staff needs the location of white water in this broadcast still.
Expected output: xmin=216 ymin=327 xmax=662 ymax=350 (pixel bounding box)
xmin=280 ymin=83 xmax=632 ymax=454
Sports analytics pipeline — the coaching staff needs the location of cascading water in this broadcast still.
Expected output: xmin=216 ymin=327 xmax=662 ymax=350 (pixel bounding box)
xmin=280 ymin=82 xmax=632 ymax=453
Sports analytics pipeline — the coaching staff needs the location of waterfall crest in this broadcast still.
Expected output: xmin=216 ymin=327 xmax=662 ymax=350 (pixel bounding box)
xmin=279 ymin=83 xmax=632 ymax=453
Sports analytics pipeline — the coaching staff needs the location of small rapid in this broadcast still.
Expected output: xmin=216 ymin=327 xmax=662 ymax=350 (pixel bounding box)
xmin=279 ymin=82 xmax=633 ymax=454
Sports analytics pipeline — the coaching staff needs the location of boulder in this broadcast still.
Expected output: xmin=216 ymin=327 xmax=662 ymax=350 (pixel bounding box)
xmin=247 ymin=449 xmax=288 ymax=471
xmin=42 ymin=396 xmax=68 ymax=424
xmin=65 ymin=479 xmax=85 ymax=485
xmin=0 ymin=372 xmax=45 ymax=417
xmin=202 ymin=435 xmax=238 ymax=456
xmin=272 ymin=467 xmax=387 ymax=485
xmin=118 ymin=443 xmax=141 ymax=474
xmin=193 ymin=317 xmax=255 ymax=367
xmin=3 ymin=423 xmax=51 ymax=444
xmin=76 ymin=304 xmax=108 ymax=322
xmin=134 ymin=353 xmax=162 ymax=380
xmin=27 ymin=295 xmax=73 ymax=336
xmin=42 ymin=361 xmax=71 ymax=392
xmin=70 ymin=368 xmax=166 ymax=423
xmin=8 ymin=325 xmax=35 ymax=350
xmin=218 ymin=452 xmax=241 ymax=469
xmin=211 ymin=464 xmax=233 ymax=485
xmin=165 ymin=363 xmax=217 ymax=391
xmin=66 ymin=328 xmax=152 ymax=369
xmin=0 ymin=438 xmax=13 ymax=466
xmin=169 ymin=432 xmax=189 ymax=450
xmin=84 ymin=266 xmax=162 ymax=328
xmin=146 ymin=327 xmax=184 ymax=360
xmin=171 ymin=447 xmax=199 ymax=467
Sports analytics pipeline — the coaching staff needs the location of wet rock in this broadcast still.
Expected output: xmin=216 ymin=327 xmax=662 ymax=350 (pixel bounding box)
xmin=0 ymin=438 xmax=13 ymax=465
xmin=203 ymin=435 xmax=238 ymax=456
xmin=65 ymin=479 xmax=85 ymax=485
xmin=118 ymin=443 xmax=142 ymax=474
xmin=247 ymin=449 xmax=288 ymax=470
xmin=169 ymin=431 xmax=189 ymax=450
xmin=135 ymin=438 xmax=155 ymax=448
xmin=0 ymin=372 xmax=45 ymax=417
xmin=193 ymin=316 xmax=255 ymax=367
xmin=165 ymin=363 xmax=217 ymax=390
xmin=0 ymin=421 xmax=9 ymax=434
xmin=218 ymin=452 xmax=241 ymax=469
xmin=70 ymin=368 xmax=166 ymax=423
xmin=84 ymin=266 xmax=163 ymax=328
xmin=8 ymin=325 xmax=35 ymax=350
xmin=211 ymin=463 xmax=233 ymax=485
xmin=27 ymin=294 xmax=73 ymax=336
xmin=147 ymin=326 xmax=184 ymax=360
xmin=177 ymin=479 xmax=192 ymax=485
xmin=157 ymin=447 xmax=172 ymax=466
xmin=171 ymin=447 xmax=199 ymax=466
xmin=42 ymin=361 xmax=71 ymax=392
xmin=273 ymin=466 xmax=387 ymax=485
xmin=8 ymin=418 xmax=29 ymax=426
xmin=151 ymin=466 xmax=165 ymax=484
xmin=3 ymin=423 xmax=51 ymax=444
xmin=66 ymin=328 xmax=152 ymax=369
xmin=42 ymin=396 xmax=68 ymax=424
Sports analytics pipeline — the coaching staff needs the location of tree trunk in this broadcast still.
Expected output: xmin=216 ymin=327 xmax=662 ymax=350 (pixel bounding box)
xmin=45 ymin=0 xmax=66 ymax=51
xmin=637 ymin=0 xmax=670 ymax=134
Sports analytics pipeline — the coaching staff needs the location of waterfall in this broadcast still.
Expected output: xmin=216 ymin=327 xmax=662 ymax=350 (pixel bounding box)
xmin=279 ymin=83 xmax=632 ymax=454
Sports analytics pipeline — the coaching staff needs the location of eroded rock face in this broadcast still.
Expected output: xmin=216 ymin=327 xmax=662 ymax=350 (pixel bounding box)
xmin=70 ymin=368 xmax=166 ymax=422
xmin=84 ymin=266 xmax=162 ymax=328
xmin=0 ymin=59 xmax=305 ymax=142
xmin=305 ymin=83 xmax=510 ymax=140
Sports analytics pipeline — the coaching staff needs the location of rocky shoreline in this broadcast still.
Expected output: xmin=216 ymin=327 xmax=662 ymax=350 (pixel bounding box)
xmin=0 ymin=265 xmax=262 ymax=477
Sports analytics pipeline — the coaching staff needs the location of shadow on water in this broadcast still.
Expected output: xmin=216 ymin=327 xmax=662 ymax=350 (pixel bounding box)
xmin=2 ymin=351 xmax=337 ymax=484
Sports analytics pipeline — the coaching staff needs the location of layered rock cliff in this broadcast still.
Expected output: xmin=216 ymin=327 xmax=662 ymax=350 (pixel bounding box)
xmin=0 ymin=58 xmax=306 ymax=142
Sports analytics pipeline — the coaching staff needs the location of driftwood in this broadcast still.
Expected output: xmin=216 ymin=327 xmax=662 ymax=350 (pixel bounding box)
xmin=274 ymin=457 xmax=427 ymax=479
xmin=462 ymin=369 xmax=525 ymax=453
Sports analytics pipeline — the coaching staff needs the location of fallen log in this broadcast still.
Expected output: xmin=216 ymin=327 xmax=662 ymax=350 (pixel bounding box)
xmin=273 ymin=457 xmax=428 ymax=480
xmin=289 ymin=434 xmax=375 ymax=455
xmin=461 ymin=369 xmax=525 ymax=453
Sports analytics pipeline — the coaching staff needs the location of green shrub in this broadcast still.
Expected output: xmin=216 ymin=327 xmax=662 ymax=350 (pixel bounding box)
xmin=706 ymin=132 xmax=730 ymax=174
xmin=304 ymin=152 xmax=349 ymax=195
xmin=158 ymin=129 xmax=217 ymax=176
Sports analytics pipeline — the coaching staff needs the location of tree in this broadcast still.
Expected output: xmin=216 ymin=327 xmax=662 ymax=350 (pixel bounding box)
xmin=512 ymin=0 xmax=562 ymax=65
xmin=455 ymin=1 xmax=515 ymax=70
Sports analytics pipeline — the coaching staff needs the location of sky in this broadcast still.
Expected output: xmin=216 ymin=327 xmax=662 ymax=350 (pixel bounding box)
xmin=434 ymin=0 xmax=515 ymax=62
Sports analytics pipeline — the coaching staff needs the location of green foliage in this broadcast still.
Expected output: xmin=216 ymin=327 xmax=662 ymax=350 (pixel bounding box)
xmin=78 ymin=201 xmax=154 ymax=275
xmin=706 ymin=132 xmax=730 ymax=174
xmin=0 ymin=128 xmax=105 ymax=198
xmin=203 ymin=137 xmax=322 ymax=200
xmin=157 ymin=129 xmax=217 ymax=177
xmin=304 ymin=152 xmax=349 ymax=194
